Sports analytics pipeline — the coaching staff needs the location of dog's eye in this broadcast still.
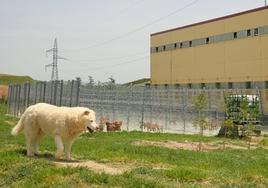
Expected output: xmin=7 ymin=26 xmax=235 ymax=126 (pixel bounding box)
xmin=90 ymin=120 xmax=93 ymax=123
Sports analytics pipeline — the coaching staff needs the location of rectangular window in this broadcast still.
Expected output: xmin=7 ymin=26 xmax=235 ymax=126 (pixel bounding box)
xmin=206 ymin=37 xmax=209 ymax=44
xmin=228 ymin=82 xmax=233 ymax=89
xmin=246 ymin=82 xmax=251 ymax=89
xmin=163 ymin=45 xmax=166 ymax=51
xmin=174 ymin=43 xmax=177 ymax=48
xmin=156 ymin=47 xmax=158 ymax=52
xmin=254 ymin=28 xmax=259 ymax=36
xmin=247 ymin=29 xmax=251 ymax=37
xmin=180 ymin=42 xmax=183 ymax=48
xmin=233 ymin=32 xmax=237 ymax=39
xmin=189 ymin=41 xmax=192 ymax=47
xmin=188 ymin=83 xmax=192 ymax=89
xmin=265 ymin=81 xmax=268 ymax=89
xmin=216 ymin=82 xmax=221 ymax=89
xmin=201 ymin=83 xmax=205 ymax=88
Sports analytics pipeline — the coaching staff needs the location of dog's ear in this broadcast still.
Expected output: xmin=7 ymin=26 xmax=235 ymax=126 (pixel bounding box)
xmin=83 ymin=111 xmax=90 ymax=116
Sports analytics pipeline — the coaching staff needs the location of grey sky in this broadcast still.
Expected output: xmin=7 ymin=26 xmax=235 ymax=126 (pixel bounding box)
xmin=0 ymin=0 xmax=266 ymax=83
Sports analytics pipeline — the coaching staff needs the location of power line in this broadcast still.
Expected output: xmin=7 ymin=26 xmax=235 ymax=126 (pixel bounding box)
xmin=117 ymin=0 xmax=146 ymax=15
xmin=88 ymin=56 xmax=148 ymax=72
xmin=66 ymin=50 xmax=148 ymax=64
xmin=64 ymin=0 xmax=199 ymax=52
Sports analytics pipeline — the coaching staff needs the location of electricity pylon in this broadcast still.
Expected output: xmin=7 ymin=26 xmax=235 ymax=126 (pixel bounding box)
xmin=45 ymin=38 xmax=67 ymax=81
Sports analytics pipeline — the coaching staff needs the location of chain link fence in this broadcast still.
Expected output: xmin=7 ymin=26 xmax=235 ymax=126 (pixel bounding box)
xmin=7 ymin=79 xmax=262 ymax=135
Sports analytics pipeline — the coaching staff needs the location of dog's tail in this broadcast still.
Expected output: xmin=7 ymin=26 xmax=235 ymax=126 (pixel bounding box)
xmin=11 ymin=113 xmax=26 ymax=136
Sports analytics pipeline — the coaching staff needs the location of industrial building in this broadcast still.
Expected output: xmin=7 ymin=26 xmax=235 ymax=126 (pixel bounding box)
xmin=150 ymin=6 xmax=268 ymax=117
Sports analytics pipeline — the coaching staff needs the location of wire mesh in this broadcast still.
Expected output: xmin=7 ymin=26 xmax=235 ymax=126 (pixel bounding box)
xmin=7 ymin=81 xmax=262 ymax=135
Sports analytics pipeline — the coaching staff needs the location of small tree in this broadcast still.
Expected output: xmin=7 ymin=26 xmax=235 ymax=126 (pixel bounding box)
xmin=192 ymin=92 xmax=209 ymax=151
xmin=221 ymin=92 xmax=234 ymax=149
xmin=239 ymin=97 xmax=257 ymax=150
xmin=105 ymin=76 xmax=116 ymax=89
xmin=221 ymin=119 xmax=234 ymax=150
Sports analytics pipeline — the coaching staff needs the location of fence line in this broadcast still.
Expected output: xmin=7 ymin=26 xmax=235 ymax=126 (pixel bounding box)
xmin=7 ymin=79 xmax=262 ymax=135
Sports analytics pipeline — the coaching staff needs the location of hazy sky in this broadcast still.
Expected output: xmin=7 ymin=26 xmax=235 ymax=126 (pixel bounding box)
xmin=0 ymin=0 xmax=266 ymax=83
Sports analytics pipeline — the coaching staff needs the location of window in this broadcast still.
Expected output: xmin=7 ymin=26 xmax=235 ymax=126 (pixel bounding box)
xmin=265 ymin=81 xmax=268 ymax=89
xmin=228 ymin=82 xmax=233 ymax=89
xmin=163 ymin=46 xmax=166 ymax=51
xmin=189 ymin=41 xmax=192 ymax=47
xmin=246 ymin=82 xmax=251 ymax=89
xmin=156 ymin=47 xmax=158 ymax=52
xmin=247 ymin=29 xmax=251 ymax=37
xmin=216 ymin=82 xmax=221 ymax=89
xmin=188 ymin=83 xmax=192 ymax=89
xmin=201 ymin=83 xmax=206 ymax=88
xmin=180 ymin=42 xmax=183 ymax=48
xmin=175 ymin=84 xmax=180 ymax=88
xmin=233 ymin=32 xmax=237 ymax=39
xmin=254 ymin=28 xmax=259 ymax=36
xmin=206 ymin=37 xmax=209 ymax=44
xmin=174 ymin=43 xmax=177 ymax=48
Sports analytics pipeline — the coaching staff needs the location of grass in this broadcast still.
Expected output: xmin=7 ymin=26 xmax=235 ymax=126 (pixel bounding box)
xmin=0 ymin=103 xmax=268 ymax=187
xmin=0 ymin=75 xmax=33 ymax=85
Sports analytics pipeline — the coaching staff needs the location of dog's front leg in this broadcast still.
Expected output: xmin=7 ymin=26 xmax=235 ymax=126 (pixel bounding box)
xmin=64 ymin=139 xmax=74 ymax=161
xmin=54 ymin=135 xmax=64 ymax=159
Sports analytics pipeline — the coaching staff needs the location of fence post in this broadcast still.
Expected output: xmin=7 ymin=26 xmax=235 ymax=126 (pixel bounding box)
xmin=126 ymin=88 xmax=132 ymax=131
xmin=141 ymin=87 xmax=146 ymax=126
xmin=43 ymin=81 xmax=46 ymax=102
xmin=69 ymin=80 xmax=74 ymax=107
xmin=75 ymin=78 xmax=81 ymax=106
xmin=54 ymin=80 xmax=58 ymax=105
xmin=15 ymin=84 xmax=21 ymax=116
xmin=26 ymin=82 xmax=30 ymax=107
xmin=59 ymin=80 xmax=63 ymax=106
xmin=6 ymin=85 xmax=11 ymax=114
xmin=23 ymin=83 xmax=27 ymax=112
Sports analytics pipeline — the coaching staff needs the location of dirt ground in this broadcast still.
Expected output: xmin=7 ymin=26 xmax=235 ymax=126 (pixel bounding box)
xmin=54 ymin=160 xmax=129 ymax=175
xmin=132 ymin=140 xmax=251 ymax=151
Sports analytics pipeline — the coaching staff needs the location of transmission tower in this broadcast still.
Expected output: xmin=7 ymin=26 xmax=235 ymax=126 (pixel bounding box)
xmin=45 ymin=38 xmax=67 ymax=81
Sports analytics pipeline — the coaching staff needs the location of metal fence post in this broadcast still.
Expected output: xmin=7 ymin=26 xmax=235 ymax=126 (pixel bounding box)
xmin=59 ymin=80 xmax=63 ymax=106
xmin=141 ymin=87 xmax=146 ymax=126
xmin=26 ymin=82 xmax=30 ymax=107
xmin=15 ymin=84 xmax=21 ymax=116
xmin=7 ymin=85 xmax=12 ymax=114
xmin=43 ymin=81 xmax=46 ymax=102
xmin=53 ymin=80 xmax=58 ymax=105
xmin=23 ymin=83 xmax=27 ymax=112
xmin=70 ymin=80 xmax=74 ymax=107
xmin=75 ymin=78 xmax=81 ymax=106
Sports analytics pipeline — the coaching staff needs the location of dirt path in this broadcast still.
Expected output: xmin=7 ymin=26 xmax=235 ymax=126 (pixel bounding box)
xmin=133 ymin=140 xmax=249 ymax=151
xmin=54 ymin=160 xmax=129 ymax=175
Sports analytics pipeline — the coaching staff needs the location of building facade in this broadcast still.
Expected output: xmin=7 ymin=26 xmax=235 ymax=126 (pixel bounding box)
xmin=150 ymin=6 xmax=268 ymax=117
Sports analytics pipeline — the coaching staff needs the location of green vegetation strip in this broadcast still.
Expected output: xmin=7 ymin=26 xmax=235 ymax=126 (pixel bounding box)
xmin=0 ymin=75 xmax=33 ymax=85
xmin=0 ymin=103 xmax=268 ymax=187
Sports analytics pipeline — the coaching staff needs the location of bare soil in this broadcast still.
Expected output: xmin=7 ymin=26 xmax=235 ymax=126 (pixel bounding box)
xmin=133 ymin=140 xmax=249 ymax=151
xmin=54 ymin=160 xmax=129 ymax=175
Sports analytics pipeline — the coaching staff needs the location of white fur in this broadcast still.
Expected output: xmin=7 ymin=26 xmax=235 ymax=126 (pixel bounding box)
xmin=11 ymin=103 xmax=98 ymax=160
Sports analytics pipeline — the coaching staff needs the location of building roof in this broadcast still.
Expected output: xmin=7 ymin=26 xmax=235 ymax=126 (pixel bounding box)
xmin=151 ymin=6 xmax=268 ymax=36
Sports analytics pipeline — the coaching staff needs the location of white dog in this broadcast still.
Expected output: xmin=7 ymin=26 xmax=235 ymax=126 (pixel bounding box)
xmin=11 ymin=103 xmax=98 ymax=160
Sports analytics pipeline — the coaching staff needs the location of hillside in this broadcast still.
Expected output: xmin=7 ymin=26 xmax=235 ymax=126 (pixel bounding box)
xmin=0 ymin=74 xmax=34 ymax=85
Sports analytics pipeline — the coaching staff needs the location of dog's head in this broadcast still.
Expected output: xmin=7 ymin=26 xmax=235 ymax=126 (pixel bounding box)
xmin=80 ymin=108 xmax=99 ymax=132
